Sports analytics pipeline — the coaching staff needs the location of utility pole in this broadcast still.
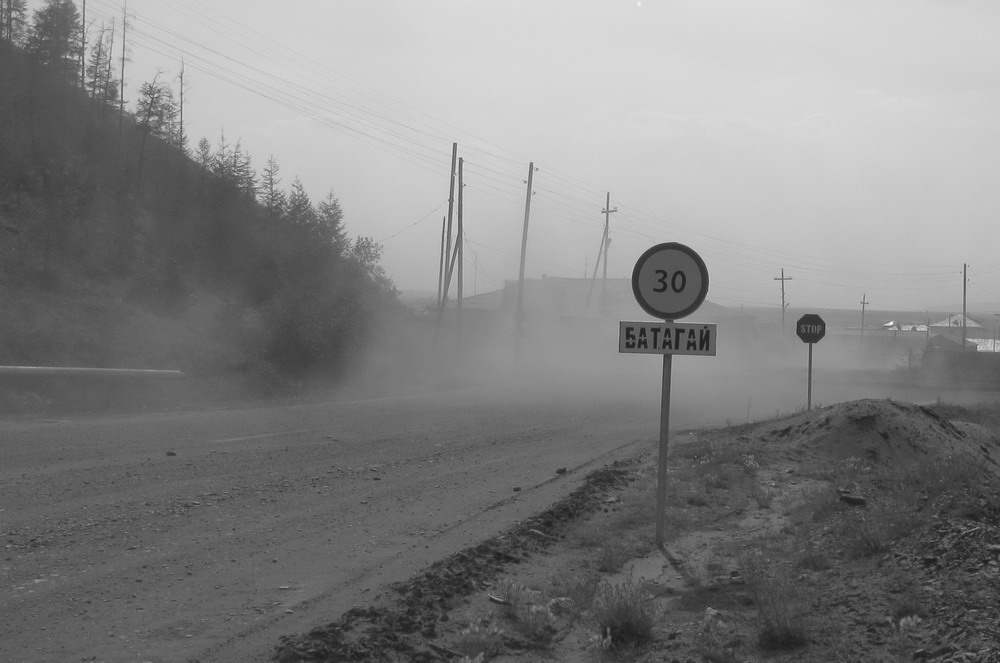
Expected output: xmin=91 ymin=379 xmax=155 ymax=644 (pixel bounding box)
xmin=774 ymin=269 xmax=792 ymax=329
xmin=118 ymin=0 xmax=127 ymax=133
xmin=860 ymin=294 xmax=869 ymax=338
xmin=515 ymin=163 xmax=535 ymax=356
xmin=437 ymin=216 xmax=446 ymax=308
xmin=601 ymin=192 xmax=618 ymax=298
xmin=586 ymin=193 xmax=617 ymax=311
xmin=456 ymin=157 xmax=464 ymax=350
xmin=440 ymin=143 xmax=458 ymax=311
xmin=80 ymin=0 xmax=86 ymax=87
xmin=962 ymin=263 xmax=968 ymax=353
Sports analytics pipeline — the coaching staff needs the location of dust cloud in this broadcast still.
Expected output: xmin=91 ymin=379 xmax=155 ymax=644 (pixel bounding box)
xmin=347 ymin=301 xmax=1000 ymax=434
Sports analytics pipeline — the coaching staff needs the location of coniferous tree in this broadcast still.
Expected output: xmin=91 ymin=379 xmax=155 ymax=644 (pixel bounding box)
xmin=194 ymin=137 xmax=212 ymax=170
xmin=85 ymin=22 xmax=118 ymax=104
xmin=260 ymin=156 xmax=286 ymax=218
xmin=286 ymin=178 xmax=315 ymax=229
xmin=1 ymin=0 xmax=29 ymax=45
xmin=230 ymin=141 xmax=256 ymax=198
xmin=26 ymin=0 xmax=81 ymax=81
xmin=135 ymin=77 xmax=177 ymax=139
xmin=317 ymin=191 xmax=347 ymax=255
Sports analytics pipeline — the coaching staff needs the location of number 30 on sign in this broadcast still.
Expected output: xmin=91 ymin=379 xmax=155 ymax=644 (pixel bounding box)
xmin=631 ymin=242 xmax=710 ymax=321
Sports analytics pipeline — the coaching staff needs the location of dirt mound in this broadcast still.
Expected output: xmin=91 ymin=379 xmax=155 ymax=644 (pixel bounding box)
xmin=755 ymin=399 xmax=999 ymax=469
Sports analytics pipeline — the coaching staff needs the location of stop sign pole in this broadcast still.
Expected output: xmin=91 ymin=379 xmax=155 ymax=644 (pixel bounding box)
xmin=795 ymin=314 xmax=826 ymax=410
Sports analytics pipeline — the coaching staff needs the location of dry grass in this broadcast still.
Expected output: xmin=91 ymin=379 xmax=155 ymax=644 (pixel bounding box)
xmin=454 ymin=620 xmax=504 ymax=659
xmin=589 ymin=576 xmax=660 ymax=650
xmin=739 ymin=555 xmax=809 ymax=650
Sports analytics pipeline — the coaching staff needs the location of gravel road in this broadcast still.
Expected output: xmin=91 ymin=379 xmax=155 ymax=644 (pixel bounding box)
xmin=4 ymin=351 xmax=981 ymax=663
xmin=1 ymin=380 xmax=659 ymax=663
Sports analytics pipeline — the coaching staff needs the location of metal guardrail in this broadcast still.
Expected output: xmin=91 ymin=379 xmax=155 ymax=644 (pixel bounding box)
xmin=0 ymin=366 xmax=185 ymax=379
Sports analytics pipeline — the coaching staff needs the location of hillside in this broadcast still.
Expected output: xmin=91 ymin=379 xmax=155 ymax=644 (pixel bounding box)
xmin=0 ymin=37 xmax=404 ymax=411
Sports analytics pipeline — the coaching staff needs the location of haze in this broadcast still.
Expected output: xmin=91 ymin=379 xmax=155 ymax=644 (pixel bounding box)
xmin=57 ymin=0 xmax=1000 ymax=312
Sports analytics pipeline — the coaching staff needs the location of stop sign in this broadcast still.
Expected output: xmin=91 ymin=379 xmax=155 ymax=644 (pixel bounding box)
xmin=796 ymin=314 xmax=826 ymax=344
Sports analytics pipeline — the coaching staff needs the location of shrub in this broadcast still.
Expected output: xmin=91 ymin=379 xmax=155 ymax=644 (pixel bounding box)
xmin=515 ymin=603 xmax=555 ymax=642
xmin=590 ymin=577 xmax=659 ymax=649
xmin=737 ymin=548 xmax=808 ymax=651
xmin=454 ymin=621 xmax=503 ymax=659
xmin=596 ymin=538 xmax=629 ymax=573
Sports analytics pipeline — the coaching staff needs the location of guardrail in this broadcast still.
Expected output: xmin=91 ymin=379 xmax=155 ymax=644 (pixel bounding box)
xmin=0 ymin=366 xmax=186 ymax=411
xmin=0 ymin=366 xmax=185 ymax=379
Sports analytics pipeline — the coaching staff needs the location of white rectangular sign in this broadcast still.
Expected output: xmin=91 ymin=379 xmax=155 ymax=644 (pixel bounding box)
xmin=618 ymin=321 xmax=718 ymax=355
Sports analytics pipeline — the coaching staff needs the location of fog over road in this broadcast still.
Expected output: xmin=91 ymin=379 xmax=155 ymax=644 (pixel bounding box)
xmin=2 ymin=357 xmax=993 ymax=662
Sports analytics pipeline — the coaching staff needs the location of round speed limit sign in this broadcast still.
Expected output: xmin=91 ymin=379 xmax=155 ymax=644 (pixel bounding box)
xmin=631 ymin=243 xmax=709 ymax=320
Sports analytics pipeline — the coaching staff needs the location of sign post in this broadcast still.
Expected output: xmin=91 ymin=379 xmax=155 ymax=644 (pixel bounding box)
xmin=622 ymin=243 xmax=713 ymax=549
xmin=795 ymin=313 xmax=826 ymax=410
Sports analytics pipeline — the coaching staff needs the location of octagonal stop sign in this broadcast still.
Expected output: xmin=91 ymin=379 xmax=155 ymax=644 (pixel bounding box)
xmin=796 ymin=314 xmax=826 ymax=344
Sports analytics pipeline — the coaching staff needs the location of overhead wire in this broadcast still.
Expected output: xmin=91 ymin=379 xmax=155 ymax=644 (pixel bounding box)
xmin=71 ymin=0 xmax=986 ymax=304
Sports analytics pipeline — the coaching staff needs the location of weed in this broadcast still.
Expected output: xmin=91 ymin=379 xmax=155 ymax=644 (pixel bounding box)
xmin=842 ymin=513 xmax=889 ymax=559
xmin=590 ymin=576 xmax=659 ymax=649
xmin=741 ymin=453 xmax=760 ymax=476
xmin=889 ymin=591 xmax=926 ymax=622
xmin=515 ymin=602 xmax=555 ymax=642
xmin=550 ymin=571 xmax=599 ymax=614
xmin=615 ymin=482 xmax=657 ymax=528
xmin=736 ymin=547 xmax=808 ymax=651
xmin=596 ymin=538 xmax=629 ymax=573
xmin=491 ymin=578 xmax=524 ymax=619
xmin=454 ymin=620 xmax=504 ymax=659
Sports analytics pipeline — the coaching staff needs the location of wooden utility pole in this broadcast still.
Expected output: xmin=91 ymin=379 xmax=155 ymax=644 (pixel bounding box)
xmin=515 ymin=162 xmax=534 ymax=356
xmin=177 ymin=56 xmax=185 ymax=149
xmin=437 ymin=216 xmax=446 ymax=308
xmin=586 ymin=193 xmax=617 ymax=311
xmin=774 ymin=269 xmax=792 ymax=329
xmin=585 ymin=228 xmax=607 ymax=310
xmin=456 ymin=157 xmax=464 ymax=350
xmin=860 ymin=294 xmax=869 ymax=338
xmin=80 ymin=0 xmax=86 ymax=87
xmin=119 ymin=1 xmax=127 ymax=133
xmin=440 ymin=143 xmax=458 ymax=310
xmin=601 ymin=192 xmax=618 ymax=297
xmin=962 ymin=263 xmax=968 ymax=353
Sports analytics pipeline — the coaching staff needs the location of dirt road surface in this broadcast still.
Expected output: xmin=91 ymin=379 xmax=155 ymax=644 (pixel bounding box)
xmin=2 ymin=376 xmax=665 ymax=663
xmin=3 ymin=355 xmax=991 ymax=662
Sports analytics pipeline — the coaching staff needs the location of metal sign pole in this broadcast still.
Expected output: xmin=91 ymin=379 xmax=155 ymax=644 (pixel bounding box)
xmin=655 ymin=349 xmax=673 ymax=549
xmin=807 ymin=342 xmax=814 ymax=411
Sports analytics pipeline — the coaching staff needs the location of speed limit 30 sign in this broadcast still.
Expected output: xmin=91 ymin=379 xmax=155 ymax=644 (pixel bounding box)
xmin=620 ymin=242 xmax=715 ymax=549
xmin=631 ymin=242 xmax=710 ymax=320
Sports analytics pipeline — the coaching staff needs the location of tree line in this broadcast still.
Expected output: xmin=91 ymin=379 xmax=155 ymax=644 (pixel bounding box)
xmin=0 ymin=0 xmax=401 ymax=384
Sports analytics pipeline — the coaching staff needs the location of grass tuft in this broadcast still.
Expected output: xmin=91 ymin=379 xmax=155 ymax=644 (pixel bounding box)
xmin=590 ymin=576 xmax=659 ymax=650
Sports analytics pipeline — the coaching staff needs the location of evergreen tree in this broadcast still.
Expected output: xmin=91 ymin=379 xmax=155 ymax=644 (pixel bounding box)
xmin=135 ymin=77 xmax=177 ymax=139
xmin=230 ymin=140 xmax=257 ymax=198
xmin=26 ymin=0 xmax=81 ymax=80
xmin=85 ymin=22 xmax=118 ymax=105
xmin=194 ymin=137 xmax=212 ymax=170
xmin=317 ymin=191 xmax=348 ymax=255
xmin=260 ymin=155 xmax=286 ymax=218
xmin=0 ymin=0 xmax=29 ymax=45
xmin=286 ymin=177 xmax=315 ymax=229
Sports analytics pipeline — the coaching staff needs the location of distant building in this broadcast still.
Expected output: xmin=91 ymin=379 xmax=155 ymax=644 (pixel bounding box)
xmin=438 ymin=276 xmax=754 ymax=350
xmin=930 ymin=314 xmax=983 ymax=331
xmin=881 ymin=320 xmax=929 ymax=333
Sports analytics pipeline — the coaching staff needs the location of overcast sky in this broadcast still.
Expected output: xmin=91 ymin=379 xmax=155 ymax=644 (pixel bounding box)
xmin=58 ymin=0 xmax=1000 ymax=312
